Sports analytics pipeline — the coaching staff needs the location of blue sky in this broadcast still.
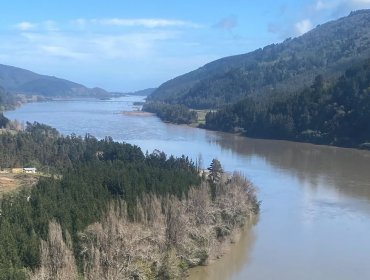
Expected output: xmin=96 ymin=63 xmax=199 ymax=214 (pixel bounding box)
xmin=1 ymin=0 xmax=370 ymax=91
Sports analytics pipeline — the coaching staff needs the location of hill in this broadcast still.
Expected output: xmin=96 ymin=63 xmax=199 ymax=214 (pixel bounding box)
xmin=148 ymin=10 xmax=370 ymax=109
xmin=205 ymin=59 xmax=370 ymax=148
xmin=0 ymin=64 xmax=110 ymax=98
xmin=0 ymin=86 xmax=18 ymax=111
xmin=124 ymin=87 xmax=156 ymax=96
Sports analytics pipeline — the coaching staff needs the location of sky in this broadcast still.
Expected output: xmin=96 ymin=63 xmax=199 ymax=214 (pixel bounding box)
xmin=1 ymin=0 xmax=370 ymax=92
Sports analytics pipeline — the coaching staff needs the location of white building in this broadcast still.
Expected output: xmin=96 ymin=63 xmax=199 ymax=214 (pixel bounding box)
xmin=23 ymin=167 xmax=37 ymax=174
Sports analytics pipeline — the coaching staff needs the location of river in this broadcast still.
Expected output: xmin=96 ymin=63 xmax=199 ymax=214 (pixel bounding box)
xmin=5 ymin=96 xmax=370 ymax=280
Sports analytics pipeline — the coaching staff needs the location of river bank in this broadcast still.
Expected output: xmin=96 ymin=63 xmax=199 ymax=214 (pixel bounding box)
xmin=121 ymin=110 xmax=155 ymax=117
xmin=187 ymin=218 xmax=257 ymax=280
xmin=77 ymin=172 xmax=259 ymax=280
xmin=145 ymin=107 xmax=370 ymax=151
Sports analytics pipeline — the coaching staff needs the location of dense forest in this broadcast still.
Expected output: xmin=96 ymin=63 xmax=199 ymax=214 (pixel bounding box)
xmin=204 ymin=59 xmax=370 ymax=148
xmin=148 ymin=10 xmax=370 ymax=108
xmin=142 ymin=102 xmax=197 ymax=124
xmin=0 ymin=123 xmax=259 ymax=279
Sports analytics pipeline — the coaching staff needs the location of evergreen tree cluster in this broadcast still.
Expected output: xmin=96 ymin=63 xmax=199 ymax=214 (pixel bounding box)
xmin=0 ymin=123 xmax=200 ymax=278
xmin=204 ymin=59 xmax=370 ymax=148
xmin=142 ymin=102 xmax=197 ymax=124
xmin=0 ymin=113 xmax=9 ymax=129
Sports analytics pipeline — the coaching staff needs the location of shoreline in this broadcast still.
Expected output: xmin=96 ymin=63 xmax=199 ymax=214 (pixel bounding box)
xmin=121 ymin=110 xmax=155 ymax=116
xmin=4 ymin=98 xmax=369 ymax=153
xmin=187 ymin=214 xmax=258 ymax=280
xmin=144 ymin=110 xmax=370 ymax=152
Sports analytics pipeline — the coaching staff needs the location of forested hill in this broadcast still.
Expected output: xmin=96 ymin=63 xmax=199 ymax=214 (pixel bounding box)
xmin=0 ymin=64 xmax=110 ymax=98
xmin=0 ymin=123 xmax=258 ymax=279
xmin=205 ymin=59 xmax=370 ymax=149
xmin=148 ymin=10 xmax=370 ymax=109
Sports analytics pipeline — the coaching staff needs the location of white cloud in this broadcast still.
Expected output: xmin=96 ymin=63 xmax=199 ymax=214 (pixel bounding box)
xmin=15 ymin=21 xmax=36 ymax=31
xmin=315 ymin=0 xmax=340 ymax=10
xmin=5 ymin=17 xmax=210 ymax=90
xmin=294 ymin=19 xmax=313 ymax=35
xmin=314 ymin=0 xmax=370 ymax=12
xmin=40 ymin=45 xmax=87 ymax=59
xmin=351 ymin=0 xmax=370 ymax=4
xmin=90 ymin=31 xmax=178 ymax=59
xmin=14 ymin=20 xmax=59 ymax=31
xmin=18 ymin=32 xmax=91 ymax=60
xmin=10 ymin=17 xmax=194 ymax=61
xmin=93 ymin=18 xmax=202 ymax=28
xmin=17 ymin=28 xmax=179 ymax=62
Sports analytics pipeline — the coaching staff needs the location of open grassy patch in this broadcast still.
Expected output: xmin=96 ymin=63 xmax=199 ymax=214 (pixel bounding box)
xmin=0 ymin=173 xmax=38 ymax=196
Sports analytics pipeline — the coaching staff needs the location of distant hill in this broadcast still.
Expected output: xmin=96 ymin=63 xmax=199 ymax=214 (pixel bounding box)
xmin=148 ymin=10 xmax=370 ymax=109
xmin=0 ymin=86 xmax=17 ymax=111
xmin=0 ymin=64 xmax=110 ymax=98
xmin=124 ymin=88 xmax=156 ymax=96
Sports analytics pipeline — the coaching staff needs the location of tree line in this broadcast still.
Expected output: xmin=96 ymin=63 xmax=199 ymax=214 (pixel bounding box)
xmin=142 ymin=102 xmax=197 ymax=124
xmin=204 ymin=59 xmax=370 ymax=148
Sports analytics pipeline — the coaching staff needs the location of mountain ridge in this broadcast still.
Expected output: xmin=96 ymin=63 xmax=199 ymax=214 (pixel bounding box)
xmin=0 ymin=63 xmax=110 ymax=98
xmin=148 ymin=10 xmax=370 ymax=108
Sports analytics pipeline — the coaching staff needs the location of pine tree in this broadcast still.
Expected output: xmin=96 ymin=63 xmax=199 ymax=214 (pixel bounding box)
xmin=207 ymin=159 xmax=223 ymax=184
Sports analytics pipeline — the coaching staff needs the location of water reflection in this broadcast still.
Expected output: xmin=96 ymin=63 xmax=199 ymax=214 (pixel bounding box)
xmin=212 ymin=132 xmax=370 ymax=203
xmin=188 ymin=219 xmax=257 ymax=280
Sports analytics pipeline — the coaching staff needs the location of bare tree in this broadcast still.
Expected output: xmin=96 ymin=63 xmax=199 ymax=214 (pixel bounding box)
xmin=80 ymin=202 xmax=166 ymax=280
xmin=28 ymin=169 xmax=259 ymax=280
xmin=29 ymin=221 xmax=78 ymax=280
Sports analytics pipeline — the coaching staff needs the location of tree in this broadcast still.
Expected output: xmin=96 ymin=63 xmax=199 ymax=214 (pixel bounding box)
xmin=207 ymin=159 xmax=223 ymax=200
xmin=0 ymin=113 xmax=9 ymax=128
xmin=29 ymin=221 xmax=78 ymax=280
xmin=207 ymin=159 xmax=223 ymax=184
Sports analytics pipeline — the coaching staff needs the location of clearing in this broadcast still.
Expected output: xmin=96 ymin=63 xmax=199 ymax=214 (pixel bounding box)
xmin=0 ymin=173 xmax=38 ymax=196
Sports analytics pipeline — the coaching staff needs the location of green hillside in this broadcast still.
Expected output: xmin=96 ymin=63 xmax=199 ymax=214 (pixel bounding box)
xmin=205 ymin=59 xmax=370 ymax=148
xmin=148 ymin=10 xmax=370 ymax=109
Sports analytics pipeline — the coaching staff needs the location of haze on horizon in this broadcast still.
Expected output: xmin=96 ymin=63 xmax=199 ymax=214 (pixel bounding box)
xmin=1 ymin=0 xmax=370 ymax=92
